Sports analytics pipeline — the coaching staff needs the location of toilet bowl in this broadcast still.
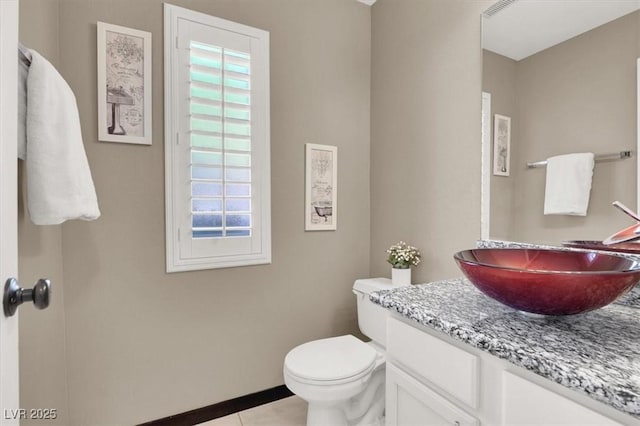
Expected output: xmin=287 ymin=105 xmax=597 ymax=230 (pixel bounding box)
xmin=283 ymin=278 xmax=403 ymax=426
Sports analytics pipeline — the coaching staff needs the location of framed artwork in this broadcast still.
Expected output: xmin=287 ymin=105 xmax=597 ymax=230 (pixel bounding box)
xmin=493 ymin=114 xmax=511 ymax=176
xmin=97 ymin=22 xmax=152 ymax=145
xmin=305 ymin=144 xmax=337 ymax=231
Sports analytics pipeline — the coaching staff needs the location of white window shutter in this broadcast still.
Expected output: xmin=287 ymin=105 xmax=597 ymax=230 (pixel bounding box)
xmin=165 ymin=4 xmax=270 ymax=272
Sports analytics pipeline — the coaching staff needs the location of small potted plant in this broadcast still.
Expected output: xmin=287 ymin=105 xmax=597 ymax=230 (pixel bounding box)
xmin=386 ymin=241 xmax=421 ymax=285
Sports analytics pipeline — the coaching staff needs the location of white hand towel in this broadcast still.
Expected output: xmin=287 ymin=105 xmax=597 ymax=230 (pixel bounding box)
xmin=26 ymin=49 xmax=100 ymax=225
xmin=543 ymin=153 xmax=595 ymax=216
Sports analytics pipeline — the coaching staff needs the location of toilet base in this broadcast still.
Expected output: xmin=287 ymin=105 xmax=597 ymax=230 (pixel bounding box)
xmin=301 ymin=369 xmax=385 ymax=426
xmin=305 ymin=401 xmax=384 ymax=426
xmin=307 ymin=403 xmax=349 ymax=426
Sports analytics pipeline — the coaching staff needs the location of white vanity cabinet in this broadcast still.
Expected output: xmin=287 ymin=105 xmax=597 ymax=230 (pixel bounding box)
xmin=385 ymin=315 xmax=637 ymax=426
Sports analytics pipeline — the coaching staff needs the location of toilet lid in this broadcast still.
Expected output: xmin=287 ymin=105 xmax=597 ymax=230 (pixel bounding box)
xmin=284 ymin=335 xmax=377 ymax=382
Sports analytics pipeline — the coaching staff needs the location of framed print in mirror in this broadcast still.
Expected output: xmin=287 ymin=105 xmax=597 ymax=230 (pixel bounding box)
xmin=305 ymin=144 xmax=337 ymax=231
xmin=493 ymin=114 xmax=511 ymax=176
xmin=97 ymin=22 xmax=152 ymax=145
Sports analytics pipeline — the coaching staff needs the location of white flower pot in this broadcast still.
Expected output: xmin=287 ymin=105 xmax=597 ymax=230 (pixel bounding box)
xmin=392 ymin=267 xmax=411 ymax=286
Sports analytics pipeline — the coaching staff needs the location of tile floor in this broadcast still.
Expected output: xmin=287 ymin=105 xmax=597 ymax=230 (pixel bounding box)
xmin=197 ymin=396 xmax=307 ymax=426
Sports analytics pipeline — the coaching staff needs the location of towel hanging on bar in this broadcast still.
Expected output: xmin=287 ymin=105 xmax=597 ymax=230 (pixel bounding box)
xmin=21 ymin=47 xmax=101 ymax=225
xmin=527 ymin=150 xmax=632 ymax=169
xmin=543 ymin=153 xmax=594 ymax=216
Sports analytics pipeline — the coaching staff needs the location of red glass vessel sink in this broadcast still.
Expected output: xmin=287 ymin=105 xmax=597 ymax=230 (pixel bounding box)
xmin=453 ymin=248 xmax=640 ymax=316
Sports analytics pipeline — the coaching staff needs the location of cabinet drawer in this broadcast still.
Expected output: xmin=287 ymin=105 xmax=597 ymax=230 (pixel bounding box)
xmin=502 ymin=371 xmax=623 ymax=425
xmin=387 ymin=316 xmax=478 ymax=408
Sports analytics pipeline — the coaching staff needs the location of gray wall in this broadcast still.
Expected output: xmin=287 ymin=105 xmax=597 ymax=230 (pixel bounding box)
xmin=509 ymin=11 xmax=638 ymax=244
xmin=18 ymin=0 xmax=505 ymax=423
xmin=370 ymin=0 xmax=489 ymax=282
xmin=19 ymin=0 xmax=371 ymax=424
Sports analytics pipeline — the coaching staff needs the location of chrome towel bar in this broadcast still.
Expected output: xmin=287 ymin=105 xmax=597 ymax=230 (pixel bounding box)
xmin=526 ymin=150 xmax=633 ymax=169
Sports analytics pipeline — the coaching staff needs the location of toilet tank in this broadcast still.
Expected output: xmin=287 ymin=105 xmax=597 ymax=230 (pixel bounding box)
xmin=353 ymin=278 xmax=406 ymax=348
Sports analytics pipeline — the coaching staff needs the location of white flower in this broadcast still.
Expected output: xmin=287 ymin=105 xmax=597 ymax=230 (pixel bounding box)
xmin=386 ymin=241 xmax=422 ymax=269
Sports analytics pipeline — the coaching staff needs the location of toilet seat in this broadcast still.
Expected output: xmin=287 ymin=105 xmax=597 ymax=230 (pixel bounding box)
xmin=284 ymin=335 xmax=377 ymax=385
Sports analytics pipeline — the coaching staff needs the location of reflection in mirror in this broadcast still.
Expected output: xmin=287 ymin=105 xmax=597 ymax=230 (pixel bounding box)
xmin=481 ymin=1 xmax=640 ymax=245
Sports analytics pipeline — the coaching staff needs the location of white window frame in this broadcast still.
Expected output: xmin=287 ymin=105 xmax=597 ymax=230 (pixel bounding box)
xmin=164 ymin=3 xmax=271 ymax=272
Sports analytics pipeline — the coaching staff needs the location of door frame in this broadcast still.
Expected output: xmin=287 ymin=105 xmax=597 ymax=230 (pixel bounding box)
xmin=0 ymin=0 xmax=20 ymax=423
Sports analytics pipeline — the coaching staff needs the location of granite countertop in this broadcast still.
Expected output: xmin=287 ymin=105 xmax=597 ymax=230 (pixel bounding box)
xmin=371 ymin=278 xmax=640 ymax=418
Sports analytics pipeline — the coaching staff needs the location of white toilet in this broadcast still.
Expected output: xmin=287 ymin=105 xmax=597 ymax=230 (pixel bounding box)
xmin=283 ymin=278 xmax=400 ymax=426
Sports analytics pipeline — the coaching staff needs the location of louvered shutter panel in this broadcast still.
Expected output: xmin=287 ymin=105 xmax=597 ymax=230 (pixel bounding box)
xmin=165 ymin=5 xmax=270 ymax=272
xmin=189 ymin=41 xmax=253 ymax=239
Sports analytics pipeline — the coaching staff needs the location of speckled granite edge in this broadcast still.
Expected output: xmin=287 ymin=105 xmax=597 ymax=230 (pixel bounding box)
xmin=476 ymin=239 xmax=640 ymax=308
xmin=371 ymin=279 xmax=640 ymax=418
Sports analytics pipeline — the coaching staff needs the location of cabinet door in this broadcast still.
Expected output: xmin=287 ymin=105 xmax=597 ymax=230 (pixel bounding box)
xmin=387 ymin=316 xmax=479 ymax=408
xmin=387 ymin=363 xmax=479 ymax=426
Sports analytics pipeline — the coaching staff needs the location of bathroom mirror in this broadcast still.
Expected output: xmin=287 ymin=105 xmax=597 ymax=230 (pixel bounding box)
xmin=481 ymin=1 xmax=640 ymax=245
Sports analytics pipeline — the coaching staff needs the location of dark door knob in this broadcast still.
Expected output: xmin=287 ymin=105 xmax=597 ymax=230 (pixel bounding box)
xmin=3 ymin=278 xmax=51 ymax=317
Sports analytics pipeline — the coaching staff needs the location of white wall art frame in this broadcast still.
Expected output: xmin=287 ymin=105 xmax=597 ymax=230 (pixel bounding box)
xmin=97 ymin=22 xmax=152 ymax=145
xmin=305 ymin=143 xmax=337 ymax=231
xmin=637 ymin=57 xmax=640 ymax=213
xmin=493 ymin=114 xmax=511 ymax=176
xmin=481 ymin=92 xmax=491 ymax=239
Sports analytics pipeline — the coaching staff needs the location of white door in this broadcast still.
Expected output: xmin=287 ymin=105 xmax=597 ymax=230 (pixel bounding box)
xmin=0 ymin=0 xmax=20 ymax=424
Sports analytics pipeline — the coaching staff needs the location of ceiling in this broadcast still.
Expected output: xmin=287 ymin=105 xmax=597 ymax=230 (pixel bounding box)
xmin=482 ymin=0 xmax=640 ymax=61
